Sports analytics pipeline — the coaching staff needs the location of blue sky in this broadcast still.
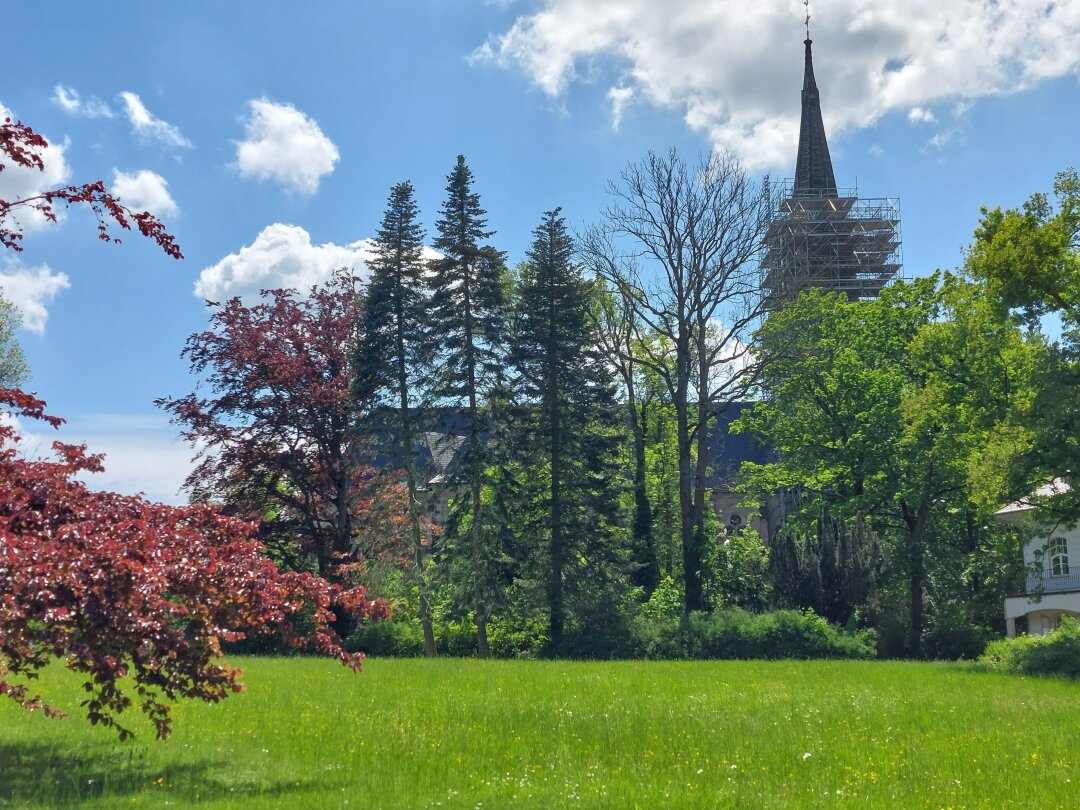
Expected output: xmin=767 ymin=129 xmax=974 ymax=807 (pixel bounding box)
xmin=2 ymin=1 xmax=1078 ymax=502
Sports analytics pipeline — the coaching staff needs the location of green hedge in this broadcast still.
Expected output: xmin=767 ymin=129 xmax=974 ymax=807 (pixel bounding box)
xmin=629 ymin=608 xmax=876 ymax=660
xmin=978 ymin=616 xmax=1080 ymax=677
xmin=348 ymin=608 xmax=875 ymax=661
xmin=346 ymin=615 xmax=548 ymax=659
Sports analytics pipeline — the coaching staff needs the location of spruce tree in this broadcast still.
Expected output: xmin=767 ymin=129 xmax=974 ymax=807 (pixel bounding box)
xmin=513 ymin=208 xmax=627 ymax=651
xmin=426 ymin=156 xmax=509 ymax=657
xmin=353 ymin=180 xmax=437 ymax=656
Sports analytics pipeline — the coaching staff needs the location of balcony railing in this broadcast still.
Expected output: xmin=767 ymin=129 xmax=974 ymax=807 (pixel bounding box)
xmin=1026 ymin=569 xmax=1080 ymax=595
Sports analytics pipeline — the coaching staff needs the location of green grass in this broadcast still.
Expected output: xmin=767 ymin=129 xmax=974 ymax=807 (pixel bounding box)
xmin=2 ymin=658 xmax=1078 ymax=808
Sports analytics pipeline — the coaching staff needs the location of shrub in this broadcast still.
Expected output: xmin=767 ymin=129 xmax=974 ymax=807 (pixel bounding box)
xmin=349 ymin=607 xmax=876 ymax=660
xmin=347 ymin=619 xmax=426 ymax=657
xmin=978 ymin=616 xmax=1080 ymax=677
xmin=347 ymin=614 xmax=549 ymax=658
xmin=630 ymin=608 xmax=876 ymax=660
xmin=922 ymin=609 xmax=995 ymax=660
xmin=638 ymin=575 xmax=683 ymax=623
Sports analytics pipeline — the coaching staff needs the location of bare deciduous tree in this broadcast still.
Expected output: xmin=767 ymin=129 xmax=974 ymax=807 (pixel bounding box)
xmin=583 ymin=149 xmax=769 ymax=612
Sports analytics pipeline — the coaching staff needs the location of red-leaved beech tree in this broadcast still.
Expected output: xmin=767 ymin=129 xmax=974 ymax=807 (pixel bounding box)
xmin=157 ymin=269 xmax=404 ymax=601
xmin=1 ymin=117 xmax=181 ymax=258
xmin=0 ymin=388 xmax=387 ymax=740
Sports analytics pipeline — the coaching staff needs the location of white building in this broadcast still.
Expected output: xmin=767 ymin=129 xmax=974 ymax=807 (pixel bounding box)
xmin=995 ymin=480 xmax=1080 ymax=638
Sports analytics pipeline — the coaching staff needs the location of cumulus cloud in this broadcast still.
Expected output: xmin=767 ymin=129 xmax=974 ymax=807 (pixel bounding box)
xmin=194 ymin=224 xmax=373 ymax=302
xmin=119 ymin=92 xmax=193 ymax=149
xmin=0 ymin=258 xmax=71 ymax=334
xmin=111 ymin=168 xmax=179 ymax=219
xmin=51 ymin=85 xmax=113 ymax=118
xmin=476 ymin=0 xmax=1080 ymax=169
xmin=235 ymin=99 xmax=340 ymax=194
xmin=0 ymin=102 xmax=73 ymax=233
xmin=907 ymin=107 xmax=937 ymax=124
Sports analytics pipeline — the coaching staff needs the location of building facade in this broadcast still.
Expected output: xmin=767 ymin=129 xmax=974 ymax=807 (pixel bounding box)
xmin=995 ymin=481 xmax=1080 ymax=638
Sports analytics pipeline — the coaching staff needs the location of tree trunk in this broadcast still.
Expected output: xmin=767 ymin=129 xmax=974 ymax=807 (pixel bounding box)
xmin=549 ymin=386 xmax=565 ymax=650
xmin=906 ymin=498 xmax=930 ymax=658
xmin=692 ymin=333 xmax=712 ymax=606
xmin=404 ymin=459 xmax=436 ymax=657
xmin=630 ymin=398 xmax=658 ymax=594
xmin=677 ymin=376 xmax=703 ymax=611
xmin=476 ymin=610 xmax=490 ymax=659
xmin=395 ymin=277 xmax=437 ymax=657
xmin=463 ymin=265 xmax=489 ymax=656
xmin=330 ymin=470 xmax=355 ymax=638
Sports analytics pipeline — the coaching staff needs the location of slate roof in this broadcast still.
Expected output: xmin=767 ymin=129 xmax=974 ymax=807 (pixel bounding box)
xmin=793 ymin=38 xmax=837 ymax=198
xmin=365 ymin=402 xmax=773 ymax=493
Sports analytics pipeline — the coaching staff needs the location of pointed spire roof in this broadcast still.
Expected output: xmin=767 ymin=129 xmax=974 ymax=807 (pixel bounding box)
xmin=793 ymin=38 xmax=837 ymax=197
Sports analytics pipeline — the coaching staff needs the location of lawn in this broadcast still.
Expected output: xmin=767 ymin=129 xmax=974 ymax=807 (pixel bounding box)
xmin=1 ymin=657 xmax=1078 ymax=808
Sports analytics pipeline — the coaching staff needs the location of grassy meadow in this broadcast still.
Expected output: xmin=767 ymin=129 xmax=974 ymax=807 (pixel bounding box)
xmin=1 ymin=657 xmax=1079 ymax=808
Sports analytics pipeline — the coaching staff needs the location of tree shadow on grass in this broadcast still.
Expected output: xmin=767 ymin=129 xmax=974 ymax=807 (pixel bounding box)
xmin=0 ymin=741 xmax=321 ymax=806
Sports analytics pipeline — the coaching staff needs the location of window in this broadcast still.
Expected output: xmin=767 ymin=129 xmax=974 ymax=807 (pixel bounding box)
xmin=1049 ymin=537 xmax=1070 ymax=577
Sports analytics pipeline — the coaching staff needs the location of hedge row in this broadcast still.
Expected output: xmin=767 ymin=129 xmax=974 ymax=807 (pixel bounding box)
xmin=346 ymin=608 xmax=877 ymax=661
xmin=978 ymin=616 xmax=1080 ymax=676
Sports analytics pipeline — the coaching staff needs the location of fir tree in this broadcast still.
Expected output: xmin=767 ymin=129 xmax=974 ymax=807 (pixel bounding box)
xmin=425 ymin=156 xmax=509 ymax=657
xmin=513 ymin=208 xmax=628 ymax=650
xmin=353 ymin=181 xmax=437 ymax=656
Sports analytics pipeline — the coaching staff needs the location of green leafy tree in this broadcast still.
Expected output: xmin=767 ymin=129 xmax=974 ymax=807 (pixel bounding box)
xmin=0 ymin=293 xmax=29 ymax=388
xmin=738 ymin=275 xmax=1040 ymax=655
xmin=425 ymin=155 xmax=509 ymax=656
xmin=512 ymin=209 xmax=628 ymax=649
xmin=353 ymin=180 xmax=437 ymax=656
xmin=966 ymin=168 xmax=1080 ymax=517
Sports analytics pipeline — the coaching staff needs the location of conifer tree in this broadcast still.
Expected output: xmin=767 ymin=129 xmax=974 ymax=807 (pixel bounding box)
xmin=513 ymin=208 xmax=627 ymax=650
xmin=353 ymin=181 xmax=437 ymax=656
xmin=425 ymin=156 xmax=509 ymax=656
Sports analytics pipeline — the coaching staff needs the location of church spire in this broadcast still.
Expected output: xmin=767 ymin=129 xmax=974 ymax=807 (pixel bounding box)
xmin=793 ymin=24 xmax=837 ymax=197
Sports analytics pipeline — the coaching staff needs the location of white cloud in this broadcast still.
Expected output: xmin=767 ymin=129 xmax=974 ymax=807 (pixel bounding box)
xmin=119 ymin=91 xmax=193 ymax=149
xmin=51 ymin=85 xmax=113 ymax=118
xmin=68 ymin=414 xmax=196 ymax=505
xmin=0 ymin=258 xmax=70 ymax=334
xmin=907 ymin=107 xmax=936 ymax=124
xmin=5 ymin=412 xmax=195 ymax=505
xmin=923 ymin=127 xmax=962 ymax=152
xmin=608 ymin=85 xmax=635 ymax=130
xmin=477 ymin=0 xmax=1080 ymax=169
xmin=0 ymin=102 xmax=73 ymax=233
xmin=111 ymin=168 xmax=178 ymax=218
xmin=235 ymin=99 xmax=339 ymax=194
xmin=194 ymin=223 xmax=373 ymax=302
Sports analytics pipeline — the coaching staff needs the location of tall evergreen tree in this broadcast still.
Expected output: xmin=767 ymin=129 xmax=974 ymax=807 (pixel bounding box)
xmin=353 ymin=181 xmax=437 ymax=655
xmin=514 ymin=209 xmax=627 ymax=650
xmin=426 ymin=155 xmax=509 ymax=657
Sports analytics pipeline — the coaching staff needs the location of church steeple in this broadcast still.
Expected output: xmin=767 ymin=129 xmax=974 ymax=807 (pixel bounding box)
xmin=761 ymin=6 xmax=902 ymax=302
xmin=793 ymin=36 xmax=837 ymax=197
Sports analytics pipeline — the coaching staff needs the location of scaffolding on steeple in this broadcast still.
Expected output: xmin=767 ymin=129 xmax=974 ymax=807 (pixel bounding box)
xmin=761 ymin=26 xmax=902 ymax=302
xmin=761 ymin=180 xmax=902 ymax=301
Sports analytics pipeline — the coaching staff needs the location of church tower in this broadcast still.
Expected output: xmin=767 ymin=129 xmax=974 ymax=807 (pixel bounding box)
xmin=761 ymin=25 xmax=901 ymax=301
